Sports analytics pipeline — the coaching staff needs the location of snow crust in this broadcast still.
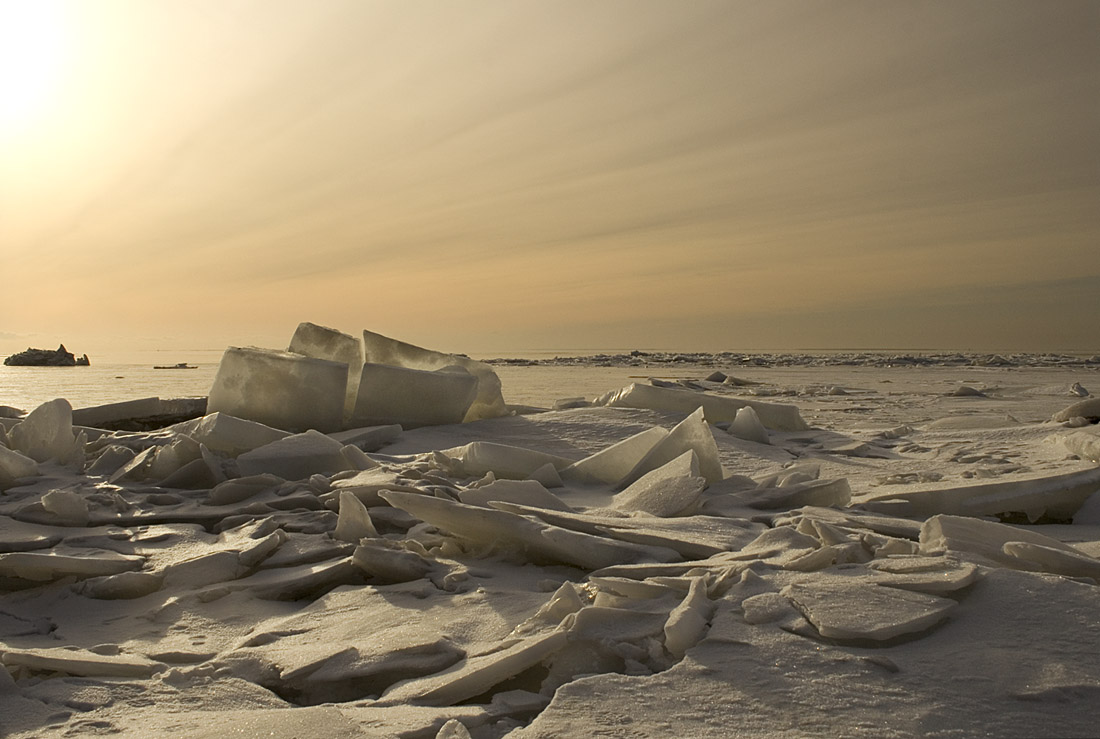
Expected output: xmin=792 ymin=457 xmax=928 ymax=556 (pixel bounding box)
xmin=1 ymin=332 xmax=1099 ymax=738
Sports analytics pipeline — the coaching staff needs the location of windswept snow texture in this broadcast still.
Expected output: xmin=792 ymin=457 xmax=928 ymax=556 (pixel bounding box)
xmin=1 ymin=346 xmax=1100 ymax=738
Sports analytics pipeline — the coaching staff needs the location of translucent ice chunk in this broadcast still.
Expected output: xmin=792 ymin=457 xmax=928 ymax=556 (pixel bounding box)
xmin=1001 ymin=541 xmax=1100 ymax=579
xmin=613 ymin=450 xmax=706 ymax=517
xmin=148 ymin=435 xmax=202 ymax=480
xmin=598 ymin=383 xmax=809 ymax=431
xmin=527 ymin=462 xmax=564 ymax=488
xmin=0 ymin=445 xmax=38 ymax=490
xmin=159 ymin=454 xmax=225 ymax=490
xmin=663 ymin=576 xmax=714 ymax=657
xmin=622 ymin=408 xmax=724 ymax=485
xmin=333 ymin=490 xmax=379 ymax=542
xmin=362 ymin=329 xmax=507 ymax=421
xmin=175 ymin=412 xmax=288 ymax=457
xmin=8 ymin=398 xmax=80 ymax=464
xmin=458 ymin=479 xmax=572 ymax=512
xmin=207 ymin=347 xmax=348 ymax=433
xmin=458 ymin=442 xmax=574 ymax=480
xmin=0 ymin=550 xmax=144 ymax=582
xmin=562 ymin=427 xmax=669 ymax=486
xmin=350 ymin=363 xmax=478 ymax=429
xmin=745 ymin=478 xmax=852 ymax=510
xmin=288 ymin=322 xmax=364 ymax=424
xmin=237 ymin=430 xmax=354 ymax=480
xmin=727 ymin=406 xmax=769 ymax=445
xmin=919 ymin=514 xmax=1083 ymax=568
xmin=41 ymin=489 xmax=89 ymax=526
xmin=351 ymin=538 xmax=434 ymax=583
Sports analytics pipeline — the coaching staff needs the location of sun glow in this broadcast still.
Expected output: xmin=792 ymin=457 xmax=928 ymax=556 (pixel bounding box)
xmin=0 ymin=0 xmax=69 ymax=134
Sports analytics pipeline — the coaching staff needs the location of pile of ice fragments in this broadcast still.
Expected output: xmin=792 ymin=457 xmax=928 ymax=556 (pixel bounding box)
xmin=1 ymin=326 xmax=1100 ymax=737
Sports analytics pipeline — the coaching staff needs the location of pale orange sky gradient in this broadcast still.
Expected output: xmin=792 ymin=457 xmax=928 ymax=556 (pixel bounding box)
xmin=1 ymin=0 xmax=1098 ymax=358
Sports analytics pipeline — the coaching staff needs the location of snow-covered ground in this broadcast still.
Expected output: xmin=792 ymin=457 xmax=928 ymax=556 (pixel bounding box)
xmin=2 ymin=356 xmax=1099 ymax=738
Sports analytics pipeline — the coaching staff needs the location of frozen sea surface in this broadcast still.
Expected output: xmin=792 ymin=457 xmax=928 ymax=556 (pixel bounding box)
xmin=2 ymin=348 xmax=1100 ymax=738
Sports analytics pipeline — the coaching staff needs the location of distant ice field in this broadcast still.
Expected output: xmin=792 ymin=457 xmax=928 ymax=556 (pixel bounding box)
xmin=2 ymin=347 xmax=1097 ymax=422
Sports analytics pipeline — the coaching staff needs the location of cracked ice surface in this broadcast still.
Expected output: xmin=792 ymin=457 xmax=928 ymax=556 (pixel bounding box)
xmin=2 ymin=339 xmax=1100 ymax=738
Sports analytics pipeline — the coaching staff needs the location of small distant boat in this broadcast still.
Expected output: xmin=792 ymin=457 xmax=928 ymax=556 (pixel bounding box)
xmin=153 ymin=362 xmax=198 ymax=370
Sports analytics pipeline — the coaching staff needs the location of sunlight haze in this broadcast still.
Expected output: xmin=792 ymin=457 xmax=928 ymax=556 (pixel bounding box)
xmin=1 ymin=0 xmax=1097 ymax=357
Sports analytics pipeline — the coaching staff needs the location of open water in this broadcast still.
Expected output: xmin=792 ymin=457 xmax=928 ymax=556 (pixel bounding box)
xmin=0 ymin=349 xmax=660 ymax=412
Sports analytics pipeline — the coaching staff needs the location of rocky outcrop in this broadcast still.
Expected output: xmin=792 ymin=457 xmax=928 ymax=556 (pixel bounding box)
xmin=3 ymin=344 xmax=90 ymax=367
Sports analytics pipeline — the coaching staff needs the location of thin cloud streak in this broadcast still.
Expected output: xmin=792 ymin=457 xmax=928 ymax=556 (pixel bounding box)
xmin=1 ymin=0 xmax=1097 ymax=353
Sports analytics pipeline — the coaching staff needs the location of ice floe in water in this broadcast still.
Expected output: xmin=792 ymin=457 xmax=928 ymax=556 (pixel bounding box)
xmin=1 ymin=325 xmax=1100 ymax=737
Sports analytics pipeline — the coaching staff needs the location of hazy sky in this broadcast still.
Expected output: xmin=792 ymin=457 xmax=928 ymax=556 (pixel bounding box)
xmin=1 ymin=0 xmax=1097 ymax=356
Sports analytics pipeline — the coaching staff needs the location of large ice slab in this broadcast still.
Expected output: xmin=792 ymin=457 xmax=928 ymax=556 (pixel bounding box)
xmin=288 ymin=322 xmax=364 ymax=424
xmin=362 ymin=329 xmax=507 ymax=421
xmin=919 ymin=514 xmax=1084 ymax=569
xmin=351 ymin=363 xmax=478 ymax=429
xmin=0 ymin=646 xmax=163 ymax=678
xmin=0 ymin=550 xmax=144 ymax=582
xmin=207 ymin=347 xmax=348 ymax=433
xmin=598 ymin=383 xmax=809 ymax=431
xmin=783 ymin=579 xmax=956 ymax=641
xmin=863 ymin=467 xmax=1100 ymax=521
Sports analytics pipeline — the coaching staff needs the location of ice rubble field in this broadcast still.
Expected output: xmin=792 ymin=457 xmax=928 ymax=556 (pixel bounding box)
xmin=1 ymin=325 xmax=1100 ymax=738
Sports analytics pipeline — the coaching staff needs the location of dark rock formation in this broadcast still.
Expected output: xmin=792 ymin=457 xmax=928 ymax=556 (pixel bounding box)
xmin=3 ymin=344 xmax=91 ymax=367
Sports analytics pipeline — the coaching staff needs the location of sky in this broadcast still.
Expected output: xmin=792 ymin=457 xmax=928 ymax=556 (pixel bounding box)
xmin=1 ymin=0 xmax=1098 ymax=358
